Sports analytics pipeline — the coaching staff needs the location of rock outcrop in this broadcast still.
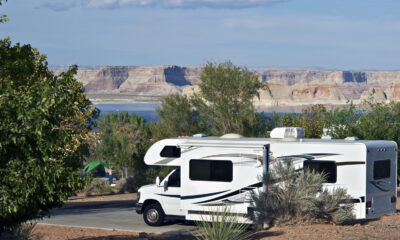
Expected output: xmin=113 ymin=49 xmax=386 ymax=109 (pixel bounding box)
xmin=53 ymin=66 xmax=400 ymax=109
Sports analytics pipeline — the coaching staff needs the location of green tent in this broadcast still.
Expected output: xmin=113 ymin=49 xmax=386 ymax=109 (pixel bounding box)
xmin=81 ymin=161 xmax=110 ymax=176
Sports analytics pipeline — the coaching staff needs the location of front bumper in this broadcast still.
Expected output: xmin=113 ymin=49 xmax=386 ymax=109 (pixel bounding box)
xmin=135 ymin=202 xmax=143 ymax=214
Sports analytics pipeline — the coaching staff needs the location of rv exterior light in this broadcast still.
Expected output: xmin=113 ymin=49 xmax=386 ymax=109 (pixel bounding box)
xmin=270 ymin=127 xmax=305 ymax=139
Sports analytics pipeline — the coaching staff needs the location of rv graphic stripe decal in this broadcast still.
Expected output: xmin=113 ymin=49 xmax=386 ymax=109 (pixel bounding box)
xmin=277 ymin=153 xmax=340 ymax=161
xmin=202 ymin=153 xmax=259 ymax=160
xmin=156 ymin=194 xmax=181 ymax=198
xmin=336 ymin=162 xmax=365 ymax=166
xmin=157 ymin=190 xmax=229 ymax=200
xmin=181 ymin=190 xmax=229 ymax=200
xmin=188 ymin=210 xmax=247 ymax=217
xmin=195 ymin=182 xmax=262 ymax=204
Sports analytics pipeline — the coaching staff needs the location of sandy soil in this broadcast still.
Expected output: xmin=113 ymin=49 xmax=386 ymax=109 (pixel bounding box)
xmin=31 ymin=192 xmax=400 ymax=240
xmin=66 ymin=193 xmax=137 ymax=203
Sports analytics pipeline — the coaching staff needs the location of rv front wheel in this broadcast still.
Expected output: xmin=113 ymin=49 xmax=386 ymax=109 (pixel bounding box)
xmin=143 ymin=203 xmax=165 ymax=226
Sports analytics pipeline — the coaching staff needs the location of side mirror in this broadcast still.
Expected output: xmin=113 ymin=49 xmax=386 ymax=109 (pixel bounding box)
xmin=156 ymin=176 xmax=160 ymax=186
xmin=164 ymin=180 xmax=168 ymax=192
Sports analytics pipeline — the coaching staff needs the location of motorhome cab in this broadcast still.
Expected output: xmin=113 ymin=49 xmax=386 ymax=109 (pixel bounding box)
xmin=135 ymin=127 xmax=397 ymax=226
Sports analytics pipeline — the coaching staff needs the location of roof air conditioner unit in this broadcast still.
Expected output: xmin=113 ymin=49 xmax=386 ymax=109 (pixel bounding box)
xmin=270 ymin=127 xmax=305 ymax=139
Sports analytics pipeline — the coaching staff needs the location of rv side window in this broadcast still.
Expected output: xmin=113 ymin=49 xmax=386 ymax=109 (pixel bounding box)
xmin=160 ymin=146 xmax=181 ymax=158
xmin=168 ymin=168 xmax=181 ymax=187
xmin=189 ymin=160 xmax=232 ymax=182
xmin=303 ymin=160 xmax=337 ymax=183
xmin=373 ymin=160 xmax=390 ymax=180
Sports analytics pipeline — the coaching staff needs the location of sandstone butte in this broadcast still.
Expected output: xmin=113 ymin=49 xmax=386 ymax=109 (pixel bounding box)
xmin=52 ymin=66 xmax=400 ymax=111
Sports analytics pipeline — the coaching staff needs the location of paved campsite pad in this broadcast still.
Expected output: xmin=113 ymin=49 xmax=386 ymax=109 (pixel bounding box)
xmin=40 ymin=193 xmax=196 ymax=235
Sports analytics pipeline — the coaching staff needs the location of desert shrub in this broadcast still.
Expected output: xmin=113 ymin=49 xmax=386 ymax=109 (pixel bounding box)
xmin=115 ymin=177 xmax=136 ymax=194
xmin=251 ymin=160 xmax=354 ymax=226
xmin=84 ymin=178 xmax=113 ymax=196
xmin=194 ymin=206 xmax=254 ymax=240
xmin=1 ymin=222 xmax=39 ymax=240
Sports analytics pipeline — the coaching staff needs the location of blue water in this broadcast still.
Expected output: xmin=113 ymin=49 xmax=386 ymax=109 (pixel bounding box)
xmin=94 ymin=103 xmax=284 ymax=123
xmin=94 ymin=103 xmax=160 ymax=122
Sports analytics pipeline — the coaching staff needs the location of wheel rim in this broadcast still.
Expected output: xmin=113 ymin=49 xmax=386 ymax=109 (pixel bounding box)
xmin=146 ymin=209 xmax=159 ymax=223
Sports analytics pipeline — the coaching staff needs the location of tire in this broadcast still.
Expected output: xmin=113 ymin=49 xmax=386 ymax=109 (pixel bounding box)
xmin=143 ymin=203 xmax=165 ymax=226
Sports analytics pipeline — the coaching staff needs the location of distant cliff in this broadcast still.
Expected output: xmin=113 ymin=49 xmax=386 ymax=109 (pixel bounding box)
xmin=53 ymin=66 xmax=400 ymax=109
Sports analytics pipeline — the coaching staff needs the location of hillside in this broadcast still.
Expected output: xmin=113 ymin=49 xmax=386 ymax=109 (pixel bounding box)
xmin=54 ymin=66 xmax=400 ymax=110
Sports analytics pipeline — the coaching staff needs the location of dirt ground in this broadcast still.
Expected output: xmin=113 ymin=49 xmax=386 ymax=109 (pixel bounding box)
xmin=31 ymin=192 xmax=400 ymax=240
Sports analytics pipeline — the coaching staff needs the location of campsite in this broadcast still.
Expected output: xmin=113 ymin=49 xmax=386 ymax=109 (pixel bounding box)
xmin=2 ymin=1 xmax=400 ymax=239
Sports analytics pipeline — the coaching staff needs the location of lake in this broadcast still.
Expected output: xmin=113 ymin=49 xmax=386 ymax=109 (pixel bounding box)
xmin=94 ymin=103 xmax=161 ymax=122
xmin=94 ymin=103 xmax=285 ymax=122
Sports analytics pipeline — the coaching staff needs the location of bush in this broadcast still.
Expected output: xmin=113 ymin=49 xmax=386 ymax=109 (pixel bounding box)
xmin=0 ymin=39 xmax=98 ymax=231
xmin=251 ymin=160 xmax=354 ymax=226
xmin=115 ymin=177 xmax=136 ymax=194
xmin=0 ymin=222 xmax=39 ymax=240
xmin=84 ymin=178 xmax=113 ymax=196
xmin=194 ymin=206 xmax=254 ymax=240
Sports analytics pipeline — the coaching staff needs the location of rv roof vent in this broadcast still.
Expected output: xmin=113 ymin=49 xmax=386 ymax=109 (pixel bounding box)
xmin=345 ymin=136 xmax=359 ymax=141
xmin=193 ymin=133 xmax=207 ymax=138
xmin=270 ymin=127 xmax=305 ymax=139
xmin=220 ymin=133 xmax=243 ymax=139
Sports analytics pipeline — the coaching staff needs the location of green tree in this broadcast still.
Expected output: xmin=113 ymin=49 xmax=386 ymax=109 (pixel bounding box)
xmin=193 ymin=61 xmax=262 ymax=136
xmin=0 ymin=0 xmax=9 ymax=23
xmin=98 ymin=112 xmax=150 ymax=178
xmin=155 ymin=94 xmax=205 ymax=138
xmin=0 ymin=39 xmax=98 ymax=231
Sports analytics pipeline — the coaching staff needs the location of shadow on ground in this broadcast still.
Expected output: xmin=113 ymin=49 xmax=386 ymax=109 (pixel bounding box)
xmin=73 ymin=233 xmax=196 ymax=240
xmin=62 ymin=200 xmax=136 ymax=209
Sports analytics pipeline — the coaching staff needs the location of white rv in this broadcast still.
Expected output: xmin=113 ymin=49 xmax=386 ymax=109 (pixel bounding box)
xmin=135 ymin=128 xmax=398 ymax=226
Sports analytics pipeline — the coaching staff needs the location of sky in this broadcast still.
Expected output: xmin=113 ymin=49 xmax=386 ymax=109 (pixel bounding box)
xmin=1 ymin=0 xmax=400 ymax=70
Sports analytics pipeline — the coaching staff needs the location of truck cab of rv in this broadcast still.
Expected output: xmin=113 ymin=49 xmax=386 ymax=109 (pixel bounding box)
xmin=136 ymin=167 xmax=183 ymax=226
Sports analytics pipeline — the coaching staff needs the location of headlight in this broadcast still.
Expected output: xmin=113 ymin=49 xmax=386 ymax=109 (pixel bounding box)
xmin=137 ymin=192 xmax=140 ymax=202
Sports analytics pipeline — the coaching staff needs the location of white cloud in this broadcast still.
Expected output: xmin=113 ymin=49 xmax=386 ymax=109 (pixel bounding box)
xmin=87 ymin=0 xmax=118 ymax=9
xmin=36 ymin=2 xmax=78 ymax=11
xmin=86 ymin=0 xmax=287 ymax=9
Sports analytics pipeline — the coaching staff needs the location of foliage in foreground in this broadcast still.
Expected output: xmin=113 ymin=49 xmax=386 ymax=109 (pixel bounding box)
xmin=251 ymin=160 xmax=354 ymax=226
xmin=194 ymin=206 xmax=254 ymax=240
xmin=0 ymin=38 xmax=98 ymax=231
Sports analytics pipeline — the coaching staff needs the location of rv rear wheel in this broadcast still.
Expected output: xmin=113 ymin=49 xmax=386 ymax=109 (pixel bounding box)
xmin=143 ymin=203 xmax=165 ymax=226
